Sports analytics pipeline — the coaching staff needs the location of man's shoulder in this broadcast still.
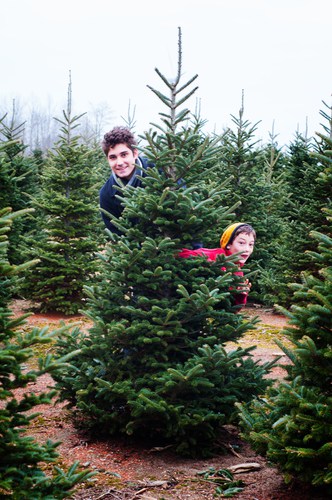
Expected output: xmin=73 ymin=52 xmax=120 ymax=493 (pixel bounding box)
xmin=100 ymin=176 xmax=117 ymax=197
xmin=138 ymin=156 xmax=155 ymax=172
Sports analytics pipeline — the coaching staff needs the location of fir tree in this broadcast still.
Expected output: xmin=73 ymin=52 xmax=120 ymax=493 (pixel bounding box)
xmin=53 ymin=28 xmax=275 ymax=457
xmin=215 ymin=90 xmax=262 ymax=208
xmin=236 ymin=109 xmax=332 ymax=492
xmin=0 ymin=110 xmax=40 ymax=265
xmin=0 ymin=134 xmax=37 ymax=304
xmin=312 ymin=99 xmax=332 ymax=230
xmin=213 ymin=103 xmax=289 ymax=305
xmin=23 ymin=78 xmax=103 ymax=314
xmin=237 ymin=221 xmax=332 ymax=492
xmin=261 ymin=132 xmax=325 ymax=306
xmin=0 ymin=206 xmax=94 ymax=499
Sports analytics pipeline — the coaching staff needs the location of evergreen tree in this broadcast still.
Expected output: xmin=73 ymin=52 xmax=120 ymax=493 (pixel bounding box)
xmin=0 ymin=206 xmax=37 ymax=308
xmin=213 ymin=103 xmax=289 ymax=305
xmin=260 ymin=132 xmax=324 ymax=306
xmin=23 ymin=80 xmax=103 ymax=314
xmin=248 ymin=130 xmax=292 ymax=306
xmin=0 ymin=111 xmax=40 ymax=265
xmin=0 ymin=206 xmax=94 ymax=499
xmin=312 ymin=99 xmax=332 ymax=232
xmin=215 ymin=90 xmax=262 ymax=212
xmin=237 ymin=221 xmax=332 ymax=492
xmin=53 ymin=28 xmax=275 ymax=457
xmin=236 ymin=111 xmax=332 ymax=492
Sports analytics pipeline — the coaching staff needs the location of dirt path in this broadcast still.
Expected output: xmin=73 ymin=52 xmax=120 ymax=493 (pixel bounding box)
xmin=10 ymin=301 xmax=322 ymax=500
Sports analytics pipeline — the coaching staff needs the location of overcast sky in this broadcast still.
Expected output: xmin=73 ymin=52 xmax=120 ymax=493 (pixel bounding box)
xmin=2 ymin=0 xmax=331 ymax=146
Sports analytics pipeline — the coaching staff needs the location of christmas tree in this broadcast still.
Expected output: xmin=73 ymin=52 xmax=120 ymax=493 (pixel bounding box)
xmin=237 ymin=106 xmax=332 ymax=492
xmin=212 ymin=100 xmax=289 ymax=305
xmin=262 ymin=131 xmax=325 ymax=306
xmin=53 ymin=28 xmax=275 ymax=457
xmin=0 ymin=206 xmax=94 ymax=498
xmin=23 ymin=75 xmax=103 ymax=314
xmin=0 ymin=110 xmax=41 ymax=265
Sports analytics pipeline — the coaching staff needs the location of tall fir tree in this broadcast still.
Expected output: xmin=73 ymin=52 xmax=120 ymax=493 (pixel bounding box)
xmin=236 ymin=106 xmax=332 ymax=492
xmin=248 ymin=129 xmax=292 ymax=306
xmin=213 ymin=102 xmax=289 ymax=305
xmin=261 ymin=132 xmax=325 ymax=306
xmin=0 ymin=206 xmax=94 ymax=498
xmin=53 ymin=28 xmax=275 ymax=457
xmin=23 ymin=78 xmax=103 ymax=314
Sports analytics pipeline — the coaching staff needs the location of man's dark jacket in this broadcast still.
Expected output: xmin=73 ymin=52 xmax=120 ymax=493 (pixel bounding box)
xmin=99 ymin=156 xmax=202 ymax=248
xmin=99 ymin=156 xmax=152 ymax=235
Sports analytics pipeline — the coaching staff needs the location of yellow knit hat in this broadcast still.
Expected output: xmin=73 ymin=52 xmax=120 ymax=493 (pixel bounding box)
xmin=220 ymin=222 xmax=247 ymax=249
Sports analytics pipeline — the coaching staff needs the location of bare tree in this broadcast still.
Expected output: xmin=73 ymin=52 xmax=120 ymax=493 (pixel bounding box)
xmin=0 ymin=94 xmax=115 ymax=154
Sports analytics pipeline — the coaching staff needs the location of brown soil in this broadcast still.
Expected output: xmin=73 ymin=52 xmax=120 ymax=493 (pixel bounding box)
xmin=10 ymin=301 xmax=324 ymax=500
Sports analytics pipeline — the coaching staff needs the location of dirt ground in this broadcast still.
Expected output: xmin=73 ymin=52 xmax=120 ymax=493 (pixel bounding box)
xmin=10 ymin=301 xmax=326 ymax=500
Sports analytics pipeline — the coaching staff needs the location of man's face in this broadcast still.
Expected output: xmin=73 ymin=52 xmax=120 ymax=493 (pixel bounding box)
xmin=107 ymin=143 xmax=138 ymax=180
xmin=227 ymin=232 xmax=255 ymax=264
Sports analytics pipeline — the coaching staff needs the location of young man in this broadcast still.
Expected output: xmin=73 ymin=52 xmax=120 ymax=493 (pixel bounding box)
xmin=99 ymin=126 xmax=153 ymax=235
xmin=99 ymin=126 xmax=202 ymax=249
xmin=178 ymin=222 xmax=256 ymax=307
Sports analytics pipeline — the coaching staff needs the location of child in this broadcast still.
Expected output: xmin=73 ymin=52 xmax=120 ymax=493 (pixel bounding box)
xmin=178 ymin=222 xmax=256 ymax=307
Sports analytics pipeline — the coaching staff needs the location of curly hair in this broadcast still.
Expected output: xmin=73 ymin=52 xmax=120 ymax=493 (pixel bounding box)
xmin=101 ymin=126 xmax=137 ymax=156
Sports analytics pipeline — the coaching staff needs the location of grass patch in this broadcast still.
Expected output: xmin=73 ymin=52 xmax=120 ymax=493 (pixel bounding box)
xmin=228 ymin=324 xmax=293 ymax=350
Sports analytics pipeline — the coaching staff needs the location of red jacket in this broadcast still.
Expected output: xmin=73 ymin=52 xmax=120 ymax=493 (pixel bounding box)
xmin=178 ymin=247 xmax=248 ymax=307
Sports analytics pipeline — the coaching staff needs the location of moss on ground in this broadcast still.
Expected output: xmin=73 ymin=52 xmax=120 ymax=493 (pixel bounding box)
xmin=228 ymin=324 xmax=293 ymax=350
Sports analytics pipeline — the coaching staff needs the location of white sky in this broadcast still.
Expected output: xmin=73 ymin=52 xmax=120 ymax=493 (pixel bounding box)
xmin=2 ymin=0 xmax=332 ymax=146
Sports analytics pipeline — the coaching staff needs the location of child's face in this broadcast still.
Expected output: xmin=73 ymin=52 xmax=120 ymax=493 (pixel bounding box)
xmin=227 ymin=232 xmax=255 ymax=264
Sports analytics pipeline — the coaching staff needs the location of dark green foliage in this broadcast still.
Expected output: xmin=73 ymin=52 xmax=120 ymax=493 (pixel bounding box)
xmin=257 ymin=108 xmax=331 ymax=307
xmin=0 ymin=207 xmax=94 ymax=499
xmin=0 ymin=114 xmax=41 ymax=265
xmin=312 ymin=100 xmax=332 ymax=222
xmin=210 ymin=103 xmax=289 ymax=305
xmin=237 ymin=122 xmax=332 ymax=491
xmin=53 ymin=28 xmax=275 ymax=458
xmin=261 ymin=132 xmax=327 ymax=306
xmin=207 ymin=96 xmax=263 ymax=242
xmin=214 ymin=95 xmax=262 ymax=208
xmin=237 ymin=377 xmax=332 ymax=489
xmin=22 ymin=95 xmax=103 ymax=314
xmin=0 ymin=207 xmax=38 ymax=308
xmin=214 ymin=100 xmax=330 ymax=308
xmin=54 ymin=226 xmax=274 ymax=456
xmin=240 ymin=134 xmax=289 ymax=306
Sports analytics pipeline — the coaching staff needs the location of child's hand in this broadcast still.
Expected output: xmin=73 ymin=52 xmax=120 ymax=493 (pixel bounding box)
xmin=237 ymin=279 xmax=251 ymax=293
